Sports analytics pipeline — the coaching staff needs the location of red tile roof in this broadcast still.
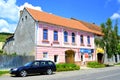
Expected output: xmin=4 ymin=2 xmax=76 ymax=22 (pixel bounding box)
xmin=25 ymin=7 xmax=103 ymax=35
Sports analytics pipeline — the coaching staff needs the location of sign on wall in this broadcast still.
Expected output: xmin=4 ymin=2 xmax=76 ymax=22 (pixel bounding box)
xmin=80 ymin=48 xmax=93 ymax=53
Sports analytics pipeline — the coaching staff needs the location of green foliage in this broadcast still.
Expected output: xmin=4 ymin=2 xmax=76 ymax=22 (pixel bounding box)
xmin=0 ymin=32 xmax=13 ymax=42
xmin=0 ymin=70 xmax=9 ymax=76
xmin=0 ymin=50 xmax=17 ymax=56
xmin=87 ymin=61 xmax=105 ymax=68
xmin=56 ymin=63 xmax=80 ymax=71
xmin=96 ymin=18 xmax=119 ymax=59
xmin=0 ymin=50 xmax=3 ymax=54
xmin=117 ymin=43 xmax=120 ymax=54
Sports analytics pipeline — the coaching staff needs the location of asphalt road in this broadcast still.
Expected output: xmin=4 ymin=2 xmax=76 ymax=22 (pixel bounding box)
xmin=0 ymin=66 xmax=120 ymax=80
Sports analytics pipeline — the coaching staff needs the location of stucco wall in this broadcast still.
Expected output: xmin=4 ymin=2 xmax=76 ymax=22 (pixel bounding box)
xmin=36 ymin=46 xmax=80 ymax=63
xmin=13 ymin=9 xmax=36 ymax=55
xmin=36 ymin=22 xmax=95 ymax=49
xmin=35 ymin=22 xmax=96 ymax=63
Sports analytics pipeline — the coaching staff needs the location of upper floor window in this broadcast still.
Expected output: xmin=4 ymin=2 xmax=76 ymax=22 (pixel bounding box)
xmin=43 ymin=29 xmax=48 ymax=40
xmin=64 ymin=31 xmax=68 ymax=42
xmin=54 ymin=31 xmax=58 ymax=41
xmin=72 ymin=33 xmax=75 ymax=43
xmin=80 ymin=35 xmax=84 ymax=44
xmin=87 ymin=36 xmax=90 ymax=44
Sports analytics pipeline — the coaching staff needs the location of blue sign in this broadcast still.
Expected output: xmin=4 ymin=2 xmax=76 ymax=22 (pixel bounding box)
xmin=80 ymin=48 xmax=93 ymax=53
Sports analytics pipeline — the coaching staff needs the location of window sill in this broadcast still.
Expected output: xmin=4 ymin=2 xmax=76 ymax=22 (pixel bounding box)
xmin=71 ymin=43 xmax=77 ymax=45
xmin=53 ymin=41 xmax=59 ymax=44
xmin=80 ymin=44 xmax=85 ymax=46
xmin=42 ymin=40 xmax=49 ymax=43
xmin=64 ymin=42 xmax=69 ymax=45
xmin=87 ymin=44 xmax=91 ymax=47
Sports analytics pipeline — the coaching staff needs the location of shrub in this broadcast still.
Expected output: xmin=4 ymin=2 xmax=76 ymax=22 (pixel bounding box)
xmin=56 ymin=63 xmax=80 ymax=71
xmin=87 ymin=61 xmax=105 ymax=68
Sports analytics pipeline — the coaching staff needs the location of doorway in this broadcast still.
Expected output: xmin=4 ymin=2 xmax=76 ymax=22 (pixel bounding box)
xmin=65 ymin=50 xmax=75 ymax=63
xmin=97 ymin=53 xmax=103 ymax=63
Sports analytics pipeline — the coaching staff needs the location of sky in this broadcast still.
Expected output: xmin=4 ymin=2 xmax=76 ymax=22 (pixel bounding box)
xmin=0 ymin=0 xmax=120 ymax=34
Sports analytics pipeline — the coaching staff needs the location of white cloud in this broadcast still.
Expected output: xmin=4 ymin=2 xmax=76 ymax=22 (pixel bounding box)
xmin=110 ymin=13 xmax=120 ymax=19
xmin=0 ymin=0 xmax=19 ymax=22
xmin=0 ymin=0 xmax=42 ymax=33
xmin=0 ymin=28 xmax=9 ymax=33
xmin=19 ymin=2 xmax=42 ymax=11
xmin=0 ymin=19 xmax=17 ymax=33
xmin=0 ymin=19 xmax=9 ymax=27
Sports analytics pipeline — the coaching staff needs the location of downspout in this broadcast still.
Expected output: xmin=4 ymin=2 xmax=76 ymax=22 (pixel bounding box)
xmin=35 ymin=21 xmax=39 ymax=60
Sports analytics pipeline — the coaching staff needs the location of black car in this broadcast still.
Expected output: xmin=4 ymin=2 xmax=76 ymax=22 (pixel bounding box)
xmin=10 ymin=60 xmax=56 ymax=77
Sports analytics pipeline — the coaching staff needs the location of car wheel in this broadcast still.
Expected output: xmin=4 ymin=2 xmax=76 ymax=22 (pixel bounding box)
xmin=20 ymin=70 xmax=27 ymax=77
xmin=46 ymin=69 xmax=53 ymax=75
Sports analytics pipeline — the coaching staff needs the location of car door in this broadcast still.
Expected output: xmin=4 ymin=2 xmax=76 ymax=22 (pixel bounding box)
xmin=39 ymin=61 xmax=48 ymax=73
xmin=28 ymin=61 xmax=40 ymax=74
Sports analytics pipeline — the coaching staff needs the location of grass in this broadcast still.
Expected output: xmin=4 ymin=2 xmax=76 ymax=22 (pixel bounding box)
xmin=115 ymin=63 xmax=120 ymax=65
xmin=0 ymin=32 xmax=13 ymax=42
xmin=0 ymin=70 xmax=9 ymax=76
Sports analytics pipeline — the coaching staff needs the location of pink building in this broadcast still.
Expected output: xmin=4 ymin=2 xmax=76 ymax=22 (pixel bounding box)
xmin=3 ymin=7 xmax=102 ymax=65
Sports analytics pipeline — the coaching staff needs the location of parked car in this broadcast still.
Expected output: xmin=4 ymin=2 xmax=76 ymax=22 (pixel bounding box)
xmin=10 ymin=60 xmax=56 ymax=77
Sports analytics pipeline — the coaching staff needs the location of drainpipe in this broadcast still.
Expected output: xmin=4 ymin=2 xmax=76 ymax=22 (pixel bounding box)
xmin=35 ymin=21 xmax=39 ymax=60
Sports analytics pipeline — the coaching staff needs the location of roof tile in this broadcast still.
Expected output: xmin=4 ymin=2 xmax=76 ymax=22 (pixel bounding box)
xmin=25 ymin=7 xmax=102 ymax=35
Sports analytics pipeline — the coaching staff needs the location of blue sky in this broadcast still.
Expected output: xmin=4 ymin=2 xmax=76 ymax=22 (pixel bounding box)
xmin=0 ymin=0 xmax=120 ymax=34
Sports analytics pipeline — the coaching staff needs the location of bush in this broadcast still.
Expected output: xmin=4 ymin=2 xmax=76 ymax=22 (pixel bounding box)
xmin=87 ymin=61 xmax=105 ymax=68
xmin=56 ymin=63 xmax=80 ymax=71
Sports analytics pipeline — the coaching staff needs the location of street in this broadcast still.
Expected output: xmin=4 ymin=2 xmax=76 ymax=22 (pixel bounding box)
xmin=0 ymin=66 xmax=120 ymax=80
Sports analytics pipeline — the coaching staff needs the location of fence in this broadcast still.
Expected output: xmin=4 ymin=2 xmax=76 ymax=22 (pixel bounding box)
xmin=0 ymin=55 xmax=35 ymax=69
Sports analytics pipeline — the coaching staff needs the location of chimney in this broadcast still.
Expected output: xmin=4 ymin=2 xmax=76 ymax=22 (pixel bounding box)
xmin=20 ymin=10 xmax=23 ymax=17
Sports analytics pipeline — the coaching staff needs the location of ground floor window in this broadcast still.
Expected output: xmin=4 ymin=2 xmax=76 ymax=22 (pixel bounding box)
xmin=43 ymin=52 xmax=48 ymax=59
xmin=54 ymin=55 xmax=58 ymax=63
xmin=88 ymin=54 xmax=92 ymax=60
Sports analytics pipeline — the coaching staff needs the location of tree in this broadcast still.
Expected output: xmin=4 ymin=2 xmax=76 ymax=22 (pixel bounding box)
xmin=95 ymin=18 xmax=119 ymax=59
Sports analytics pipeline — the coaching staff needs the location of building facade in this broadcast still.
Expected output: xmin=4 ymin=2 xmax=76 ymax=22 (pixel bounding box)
xmin=3 ymin=7 xmax=103 ymax=65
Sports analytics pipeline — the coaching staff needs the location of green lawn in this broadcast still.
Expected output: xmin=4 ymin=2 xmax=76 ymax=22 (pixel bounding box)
xmin=0 ymin=70 xmax=9 ymax=76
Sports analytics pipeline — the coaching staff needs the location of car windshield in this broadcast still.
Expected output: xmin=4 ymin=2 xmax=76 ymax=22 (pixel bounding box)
xmin=24 ymin=62 xmax=33 ymax=66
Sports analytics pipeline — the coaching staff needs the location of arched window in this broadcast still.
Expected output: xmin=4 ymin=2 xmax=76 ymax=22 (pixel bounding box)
xmin=64 ymin=31 xmax=68 ymax=42
xmin=72 ymin=33 xmax=75 ymax=43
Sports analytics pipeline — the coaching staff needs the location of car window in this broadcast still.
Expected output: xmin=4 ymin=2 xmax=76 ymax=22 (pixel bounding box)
xmin=33 ymin=62 xmax=39 ymax=67
xmin=40 ymin=61 xmax=46 ymax=65
xmin=48 ymin=61 xmax=54 ymax=65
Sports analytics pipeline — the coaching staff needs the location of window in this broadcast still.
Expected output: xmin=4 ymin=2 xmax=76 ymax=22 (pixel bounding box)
xmin=43 ymin=29 xmax=48 ymax=40
xmin=48 ymin=61 xmax=54 ymax=65
xmin=22 ymin=18 xmax=24 ymax=22
xmin=64 ymin=31 xmax=68 ymax=42
xmin=25 ymin=16 xmax=27 ymax=20
xmin=43 ymin=52 xmax=48 ymax=59
xmin=33 ymin=62 xmax=39 ymax=67
xmin=87 ymin=36 xmax=90 ymax=44
xmin=80 ymin=35 xmax=84 ymax=44
xmin=54 ymin=31 xmax=58 ymax=41
xmin=72 ymin=33 xmax=75 ymax=43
